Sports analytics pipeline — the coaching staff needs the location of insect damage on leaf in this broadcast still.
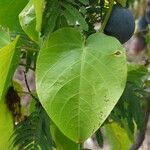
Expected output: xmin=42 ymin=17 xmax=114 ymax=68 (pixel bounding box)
xmin=113 ymin=50 xmax=122 ymax=56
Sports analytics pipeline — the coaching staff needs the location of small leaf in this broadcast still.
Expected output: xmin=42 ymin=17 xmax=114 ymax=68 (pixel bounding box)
xmin=36 ymin=27 xmax=127 ymax=142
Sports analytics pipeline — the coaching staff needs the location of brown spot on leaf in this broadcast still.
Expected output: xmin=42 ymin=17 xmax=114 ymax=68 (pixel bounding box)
xmin=114 ymin=50 xmax=122 ymax=56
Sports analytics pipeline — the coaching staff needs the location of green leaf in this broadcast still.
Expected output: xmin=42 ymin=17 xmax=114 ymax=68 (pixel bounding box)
xmin=51 ymin=123 xmax=78 ymax=150
xmin=0 ymin=0 xmax=28 ymax=30
xmin=0 ymin=35 xmax=19 ymax=149
xmin=104 ymin=122 xmax=132 ymax=150
xmin=19 ymin=0 xmax=39 ymax=43
xmin=115 ymin=0 xmax=127 ymax=7
xmin=36 ymin=27 xmax=127 ymax=142
xmin=32 ymin=0 xmax=45 ymax=32
xmin=127 ymin=64 xmax=147 ymax=83
xmin=0 ymin=36 xmax=19 ymax=100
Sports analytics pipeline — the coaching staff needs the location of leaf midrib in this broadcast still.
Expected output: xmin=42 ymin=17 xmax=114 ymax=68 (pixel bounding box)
xmin=77 ymin=41 xmax=86 ymax=140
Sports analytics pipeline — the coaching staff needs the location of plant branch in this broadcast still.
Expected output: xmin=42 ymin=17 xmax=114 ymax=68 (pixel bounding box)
xmin=99 ymin=0 xmax=114 ymax=32
xmin=23 ymin=71 xmax=39 ymax=102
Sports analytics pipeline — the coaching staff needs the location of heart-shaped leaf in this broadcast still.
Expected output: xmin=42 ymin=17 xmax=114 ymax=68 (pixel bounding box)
xmin=36 ymin=28 xmax=127 ymax=142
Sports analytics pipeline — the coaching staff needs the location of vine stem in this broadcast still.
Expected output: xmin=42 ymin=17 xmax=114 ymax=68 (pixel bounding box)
xmin=99 ymin=0 xmax=114 ymax=32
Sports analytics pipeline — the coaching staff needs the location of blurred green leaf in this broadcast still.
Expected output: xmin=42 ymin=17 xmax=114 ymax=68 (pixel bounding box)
xmin=32 ymin=0 xmax=45 ymax=32
xmin=0 ymin=29 xmax=10 ymax=48
xmin=0 ymin=0 xmax=28 ymax=30
xmin=105 ymin=122 xmax=132 ymax=150
xmin=0 ymin=36 xmax=19 ymax=100
xmin=127 ymin=63 xmax=147 ymax=83
xmin=19 ymin=0 xmax=39 ymax=43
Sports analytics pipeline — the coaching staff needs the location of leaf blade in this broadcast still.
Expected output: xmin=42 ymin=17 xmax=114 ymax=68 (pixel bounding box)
xmin=0 ymin=34 xmax=19 ymax=149
xmin=36 ymin=27 xmax=127 ymax=142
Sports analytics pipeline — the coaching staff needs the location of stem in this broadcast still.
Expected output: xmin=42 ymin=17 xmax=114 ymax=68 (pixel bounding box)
xmin=99 ymin=0 xmax=114 ymax=32
xmin=23 ymin=71 xmax=39 ymax=102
